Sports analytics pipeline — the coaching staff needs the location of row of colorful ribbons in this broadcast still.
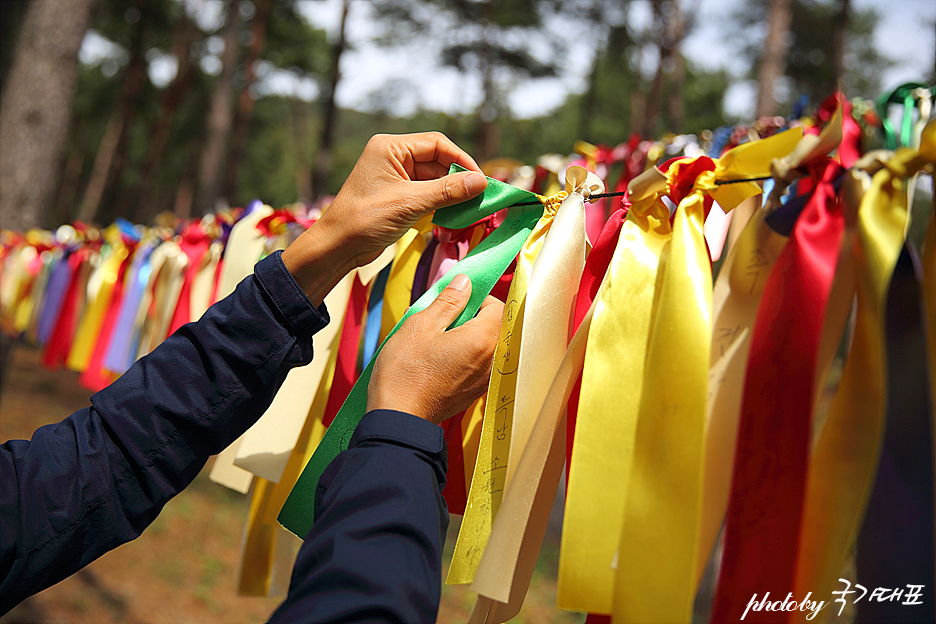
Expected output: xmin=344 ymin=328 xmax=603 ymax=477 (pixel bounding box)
xmin=1 ymin=88 xmax=934 ymax=623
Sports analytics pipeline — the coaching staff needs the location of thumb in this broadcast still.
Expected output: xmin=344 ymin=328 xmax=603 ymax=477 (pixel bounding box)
xmin=420 ymin=274 xmax=472 ymax=332
xmin=410 ymin=172 xmax=488 ymax=212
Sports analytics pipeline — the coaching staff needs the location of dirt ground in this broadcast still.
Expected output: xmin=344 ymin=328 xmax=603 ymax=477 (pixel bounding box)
xmin=1 ymin=343 xmax=583 ymax=624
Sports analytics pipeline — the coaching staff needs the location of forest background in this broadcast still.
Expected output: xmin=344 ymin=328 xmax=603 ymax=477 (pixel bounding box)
xmin=0 ymin=1 xmax=934 ymax=622
xmin=0 ymin=0 xmax=933 ymax=234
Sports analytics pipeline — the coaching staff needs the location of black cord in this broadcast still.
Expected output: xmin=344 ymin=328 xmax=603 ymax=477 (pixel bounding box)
xmin=511 ymin=190 xmax=628 ymax=207
xmin=509 ymin=177 xmax=772 ymax=207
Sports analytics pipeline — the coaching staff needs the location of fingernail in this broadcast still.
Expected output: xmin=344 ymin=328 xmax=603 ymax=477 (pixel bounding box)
xmin=464 ymin=172 xmax=487 ymax=196
xmin=449 ymin=274 xmax=470 ymax=291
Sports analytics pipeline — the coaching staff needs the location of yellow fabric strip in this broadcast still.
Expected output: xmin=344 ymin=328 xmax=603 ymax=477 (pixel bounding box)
xmin=138 ymin=241 xmax=187 ymax=357
xmin=13 ymin=248 xmax=49 ymax=334
xmin=208 ymin=205 xmax=286 ymax=493
xmin=379 ymin=228 xmax=426 ymax=344
xmin=792 ymin=128 xmax=935 ymax=622
xmin=460 ymin=395 xmax=486 ymax=495
xmin=614 ymin=176 xmax=712 ymax=624
xmin=447 ymin=197 xmax=558 ymax=585
xmin=558 ymin=192 xmax=672 ymax=613
xmin=506 ymin=173 xmax=593 ymax=491
xmin=234 ymin=269 xmax=355 ymax=482
xmin=67 ymin=240 xmax=128 ymax=372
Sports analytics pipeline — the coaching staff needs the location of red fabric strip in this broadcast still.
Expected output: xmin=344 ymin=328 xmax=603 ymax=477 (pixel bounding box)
xmin=711 ymin=160 xmax=845 ymax=623
xmin=322 ymin=274 xmax=368 ymax=428
xmin=41 ymin=247 xmax=90 ymax=369
xmin=167 ymin=223 xmax=211 ymax=336
xmin=442 ymin=409 xmax=468 ymax=515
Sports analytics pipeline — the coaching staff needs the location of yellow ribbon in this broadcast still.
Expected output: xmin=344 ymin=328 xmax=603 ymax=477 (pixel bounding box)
xmin=558 ymin=190 xmax=671 ymax=613
xmin=380 ymin=220 xmax=431 ymax=344
xmin=696 ymin=195 xmax=789 ymax=585
xmin=612 ymin=165 xmax=713 ymax=624
xmin=67 ymin=236 xmax=128 ymax=372
xmin=792 ymin=121 xmax=935 ymax=623
xmin=447 ymin=193 xmax=560 ymax=585
xmin=610 ymin=129 xmax=800 ymax=623
xmin=470 ymin=302 xmax=597 ymax=624
xmin=209 ymin=205 xmax=280 ymax=493
xmin=233 ymin=269 xmax=356 ymax=483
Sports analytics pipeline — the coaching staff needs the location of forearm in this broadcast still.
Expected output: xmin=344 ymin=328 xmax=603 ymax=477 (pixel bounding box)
xmin=0 ymin=251 xmax=328 ymax=611
xmin=270 ymin=409 xmax=449 ymax=624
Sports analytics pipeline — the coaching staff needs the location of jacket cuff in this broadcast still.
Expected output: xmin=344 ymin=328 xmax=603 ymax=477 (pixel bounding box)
xmin=352 ymin=410 xmax=448 ymax=475
xmin=254 ymin=250 xmax=329 ymax=336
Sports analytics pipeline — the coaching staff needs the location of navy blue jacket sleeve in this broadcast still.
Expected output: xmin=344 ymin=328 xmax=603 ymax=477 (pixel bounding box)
xmin=0 ymin=251 xmax=328 ymax=613
xmin=270 ymin=409 xmax=450 ymax=624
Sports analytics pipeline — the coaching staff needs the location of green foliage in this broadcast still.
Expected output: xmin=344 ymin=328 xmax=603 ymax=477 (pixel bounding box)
xmin=265 ymin=1 xmax=330 ymax=76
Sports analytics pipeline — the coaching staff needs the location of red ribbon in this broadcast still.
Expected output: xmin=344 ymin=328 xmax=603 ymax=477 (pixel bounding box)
xmin=711 ymin=160 xmax=846 ymax=623
xmin=322 ymin=274 xmax=368 ymax=428
xmin=41 ymin=247 xmax=90 ymax=369
xmin=167 ymin=223 xmax=211 ymax=336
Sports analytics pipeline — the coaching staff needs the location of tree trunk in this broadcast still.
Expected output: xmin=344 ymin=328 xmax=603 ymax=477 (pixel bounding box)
xmin=76 ymin=111 xmax=123 ymax=223
xmin=830 ymin=0 xmax=850 ymax=94
xmin=223 ymin=0 xmax=273 ymax=203
xmin=311 ymin=0 xmax=350 ymax=200
xmin=0 ymin=0 xmax=99 ymax=231
xmin=132 ymin=16 xmax=200 ymax=225
xmin=756 ymin=0 xmax=793 ymax=117
xmin=666 ymin=0 xmax=686 ymax=132
xmin=195 ymin=0 xmax=241 ymax=216
xmin=641 ymin=0 xmax=670 ymax=138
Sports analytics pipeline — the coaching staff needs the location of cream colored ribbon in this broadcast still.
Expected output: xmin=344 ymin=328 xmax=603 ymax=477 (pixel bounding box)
xmin=209 ymin=205 xmax=276 ymax=493
xmin=466 ymin=167 xmax=598 ymax=622
xmin=448 ymin=195 xmax=560 ymax=585
xmin=695 ymin=193 xmax=788 ymax=585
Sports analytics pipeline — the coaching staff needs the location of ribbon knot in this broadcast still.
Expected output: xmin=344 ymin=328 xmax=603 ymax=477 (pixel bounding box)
xmin=565 ymin=165 xmax=605 ymax=200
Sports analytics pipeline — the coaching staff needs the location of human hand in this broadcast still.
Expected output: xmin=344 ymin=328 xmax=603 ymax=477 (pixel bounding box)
xmin=367 ymin=274 xmax=503 ymax=425
xmin=282 ymin=133 xmax=487 ymax=306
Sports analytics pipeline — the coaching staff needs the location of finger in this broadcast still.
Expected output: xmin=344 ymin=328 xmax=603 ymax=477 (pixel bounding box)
xmin=408 ymin=171 xmax=488 ymax=213
xmin=407 ymin=132 xmax=481 ymax=172
xmin=461 ymin=295 xmax=504 ymax=343
xmin=418 ymin=274 xmax=472 ymax=332
xmin=413 ymin=160 xmax=451 ymax=181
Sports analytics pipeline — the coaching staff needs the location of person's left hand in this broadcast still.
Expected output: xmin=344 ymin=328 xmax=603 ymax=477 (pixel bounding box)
xmin=282 ymin=132 xmax=488 ymax=306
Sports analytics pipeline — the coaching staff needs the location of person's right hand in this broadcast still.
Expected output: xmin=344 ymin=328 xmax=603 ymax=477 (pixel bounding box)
xmin=366 ymin=274 xmax=503 ymax=425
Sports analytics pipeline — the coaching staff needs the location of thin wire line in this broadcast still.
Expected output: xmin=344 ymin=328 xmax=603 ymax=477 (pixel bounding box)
xmin=509 ymin=176 xmax=772 ymax=207
xmin=512 ymin=190 xmax=628 ymax=207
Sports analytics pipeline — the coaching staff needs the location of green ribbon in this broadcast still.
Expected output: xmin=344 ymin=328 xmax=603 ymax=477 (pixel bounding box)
xmin=278 ymin=167 xmax=540 ymax=539
xmin=876 ymin=82 xmax=935 ymax=150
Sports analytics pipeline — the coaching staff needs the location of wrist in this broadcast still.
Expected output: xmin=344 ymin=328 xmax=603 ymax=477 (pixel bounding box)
xmin=281 ymin=222 xmax=356 ymax=307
